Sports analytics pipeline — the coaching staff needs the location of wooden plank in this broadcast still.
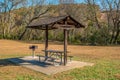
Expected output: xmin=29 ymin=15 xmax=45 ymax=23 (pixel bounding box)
xmin=42 ymin=50 xmax=64 ymax=53
xmin=54 ymin=24 xmax=75 ymax=28
xmin=45 ymin=26 xmax=48 ymax=58
xmin=64 ymin=29 xmax=68 ymax=66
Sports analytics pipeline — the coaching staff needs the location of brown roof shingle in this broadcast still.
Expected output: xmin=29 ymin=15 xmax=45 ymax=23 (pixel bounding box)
xmin=27 ymin=15 xmax=85 ymax=30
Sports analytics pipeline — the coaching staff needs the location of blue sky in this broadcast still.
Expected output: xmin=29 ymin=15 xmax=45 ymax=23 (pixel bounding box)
xmin=0 ymin=0 xmax=101 ymax=8
xmin=45 ymin=0 xmax=85 ymax=4
xmin=45 ymin=0 xmax=101 ymax=4
xmin=0 ymin=0 xmax=100 ymax=4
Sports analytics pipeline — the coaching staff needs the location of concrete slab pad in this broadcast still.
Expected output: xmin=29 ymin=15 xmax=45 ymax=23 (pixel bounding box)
xmin=9 ymin=56 xmax=94 ymax=75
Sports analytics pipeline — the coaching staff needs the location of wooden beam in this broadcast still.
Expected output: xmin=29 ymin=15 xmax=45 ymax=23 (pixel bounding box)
xmin=64 ymin=29 xmax=68 ymax=66
xmin=53 ymin=24 xmax=75 ymax=30
xmin=45 ymin=26 xmax=48 ymax=58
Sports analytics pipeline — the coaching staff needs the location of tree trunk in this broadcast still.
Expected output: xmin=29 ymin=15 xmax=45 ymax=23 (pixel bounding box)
xmin=113 ymin=21 xmax=120 ymax=44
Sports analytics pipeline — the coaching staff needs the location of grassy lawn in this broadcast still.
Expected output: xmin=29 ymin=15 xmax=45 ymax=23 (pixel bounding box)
xmin=0 ymin=40 xmax=120 ymax=80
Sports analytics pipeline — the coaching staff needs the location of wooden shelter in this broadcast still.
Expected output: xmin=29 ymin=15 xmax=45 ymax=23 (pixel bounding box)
xmin=27 ymin=15 xmax=85 ymax=65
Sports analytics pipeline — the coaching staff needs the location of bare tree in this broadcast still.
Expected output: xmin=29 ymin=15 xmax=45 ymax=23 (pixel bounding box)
xmin=85 ymin=0 xmax=101 ymax=29
xmin=19 ymin=0 xmax=51 ymax=40
xmin=101 ymin=0 xmax=120 ymax=44
xmin=0 ymin=0 xmax=51 ymax=40
xmin=0 ymin=0 xmax=26 ymax=37
xmin=84 ymin=0 xmax=120 ymax=44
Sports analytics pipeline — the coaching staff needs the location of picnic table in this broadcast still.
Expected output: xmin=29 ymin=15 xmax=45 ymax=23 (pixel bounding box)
xmin=37 ymin=49 xmax=72 ymax=65
xmin=42 ymin=50 xmax=64 ymax=64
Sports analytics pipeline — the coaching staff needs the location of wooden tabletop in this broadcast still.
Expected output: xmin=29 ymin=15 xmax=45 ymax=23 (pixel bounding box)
xmin=42 ymin=50 xmax=64 ymax=53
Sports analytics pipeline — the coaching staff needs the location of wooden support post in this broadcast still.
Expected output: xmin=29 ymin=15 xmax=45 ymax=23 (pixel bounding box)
xmin=45 ymin=26 xmax=48 ymax=58
xmin=64 ymin=29 xmax=68 ymax=66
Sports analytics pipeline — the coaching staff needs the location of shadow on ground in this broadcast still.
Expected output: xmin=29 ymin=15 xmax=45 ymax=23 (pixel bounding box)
xmin=0 ymin=59 xmax=17 ymax=67
xmin=8 ymin=57 xmax=53 ymax=67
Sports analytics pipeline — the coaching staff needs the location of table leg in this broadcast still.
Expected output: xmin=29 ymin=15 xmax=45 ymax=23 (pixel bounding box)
xmin=60 ymin=53 xmax=62 ymax=65
xmin=44 ymin=51 xmax=48 ymax=61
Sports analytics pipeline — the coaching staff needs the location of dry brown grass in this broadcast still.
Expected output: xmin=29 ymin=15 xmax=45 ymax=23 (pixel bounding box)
xmin=0 ymin=39 xmax=120 ymax=60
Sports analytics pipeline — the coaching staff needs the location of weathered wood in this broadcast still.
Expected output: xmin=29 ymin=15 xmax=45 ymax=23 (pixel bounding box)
xmin=45 ymin=26 xmax=48 ymax=58
xmin=54 ymin=24 xmax=74 ymax=27
xmin=27 ymin=15 xmax=85 ymax=29
xmin=54 ymin=24 xmax=75 ymax=29
xmin=42 ymin=49 xmax=64 ymax=64
xmin=64 ymin=29 xmax=68 ymax=66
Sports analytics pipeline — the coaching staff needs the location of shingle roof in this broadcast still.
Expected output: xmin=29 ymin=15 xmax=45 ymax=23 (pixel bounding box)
xmin=27 ymin=15 xmax=85 ymax=30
